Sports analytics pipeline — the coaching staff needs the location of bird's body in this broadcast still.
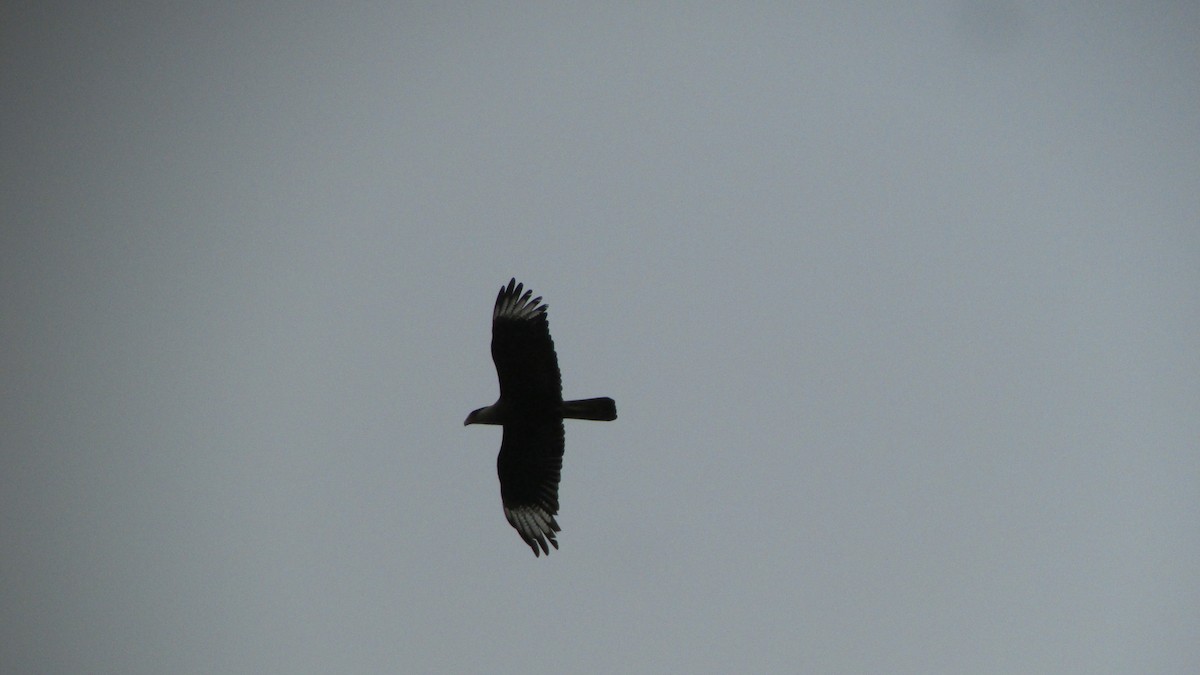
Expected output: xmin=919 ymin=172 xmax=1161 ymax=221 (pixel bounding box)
xmin=464 ymin=279 xmax=616 ymax=556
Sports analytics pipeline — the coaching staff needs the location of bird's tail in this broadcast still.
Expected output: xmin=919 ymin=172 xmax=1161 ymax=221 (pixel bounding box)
xmin=561 ymin=397 xmax=617 ymax=421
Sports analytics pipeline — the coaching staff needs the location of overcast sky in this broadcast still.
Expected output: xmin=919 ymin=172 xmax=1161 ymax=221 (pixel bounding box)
xmin=2 ymin=3 xmax=1197 ymax=673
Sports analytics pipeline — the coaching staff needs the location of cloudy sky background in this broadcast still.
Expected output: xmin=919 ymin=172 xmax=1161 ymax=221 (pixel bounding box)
xmin=2 ymin=2 xmax=1197 ymax=672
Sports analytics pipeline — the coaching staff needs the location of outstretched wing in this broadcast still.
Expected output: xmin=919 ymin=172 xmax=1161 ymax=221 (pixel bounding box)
xmin=491 ymin=279 xmax=567 ymax=555
xmin=497 ymin=417 xmax=565 ymax=556
xmin=491 ymin=278 xmax=563 ymax=407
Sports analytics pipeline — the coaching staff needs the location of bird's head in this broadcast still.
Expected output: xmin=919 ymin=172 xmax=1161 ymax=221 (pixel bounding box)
xmin=464 ymin=403 xmax=503 ymax=426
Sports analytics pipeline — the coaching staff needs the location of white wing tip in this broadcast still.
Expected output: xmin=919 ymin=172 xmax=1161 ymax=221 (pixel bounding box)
xmin=504 ymin=504 xmax=561 ymax=556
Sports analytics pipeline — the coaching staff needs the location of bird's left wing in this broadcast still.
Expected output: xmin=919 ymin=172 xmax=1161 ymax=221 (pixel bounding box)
xmin=490 ymin=279 xmax=563 ymax=406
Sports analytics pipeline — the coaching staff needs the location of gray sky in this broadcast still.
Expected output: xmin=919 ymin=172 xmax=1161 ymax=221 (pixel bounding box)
xmin=2 ymin=3 xmax=1197 ymax=673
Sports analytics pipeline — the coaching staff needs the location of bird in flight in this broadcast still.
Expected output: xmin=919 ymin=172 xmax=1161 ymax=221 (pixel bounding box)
xmin=465 ymin=279 xmax=617 ymax=556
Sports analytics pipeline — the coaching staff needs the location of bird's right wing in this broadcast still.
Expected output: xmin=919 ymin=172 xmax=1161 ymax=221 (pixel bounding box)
xmin=497 ymin=417 xmax=565 ymax=556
